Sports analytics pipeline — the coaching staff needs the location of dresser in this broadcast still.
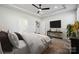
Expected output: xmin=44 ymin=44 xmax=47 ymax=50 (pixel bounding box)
xmin=47 ymin=31 xmax=63 ymax=39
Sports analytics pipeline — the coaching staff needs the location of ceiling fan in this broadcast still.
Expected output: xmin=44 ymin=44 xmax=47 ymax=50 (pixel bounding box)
xmin=32 ymin=4 xmax=50 ymax=14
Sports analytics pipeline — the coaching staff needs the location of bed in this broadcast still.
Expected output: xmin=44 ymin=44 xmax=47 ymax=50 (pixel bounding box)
xmin=0 ymin=31 xmax=71 ymax=54
xmin=0 ymin=31 xmax=51 ymax=54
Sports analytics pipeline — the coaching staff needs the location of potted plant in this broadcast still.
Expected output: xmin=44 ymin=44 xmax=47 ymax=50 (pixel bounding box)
xmin=74 ymin=21 xmax=79 ymax=37
xmin=67 ymin=21 xmax=79 ymax=38
xmin=67 ymin=24 xmax=73 ymax=37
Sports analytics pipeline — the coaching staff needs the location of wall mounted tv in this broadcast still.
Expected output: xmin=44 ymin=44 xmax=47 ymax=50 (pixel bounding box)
xmin=50 ymin=20 xmax=61 ymax=28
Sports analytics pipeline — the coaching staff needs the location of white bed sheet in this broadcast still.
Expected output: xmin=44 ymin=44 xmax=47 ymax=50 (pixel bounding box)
xmin=21 ymin=33 xmax=51 ymax=54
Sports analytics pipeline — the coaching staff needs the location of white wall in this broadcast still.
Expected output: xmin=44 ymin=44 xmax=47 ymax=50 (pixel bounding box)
xmin=0 ymin=6 xmax=40 ymax=33
xmin=40 ymin=10 xmax=76 ymax=39
xmin=77 ymin=8 xmax=79 ymax=21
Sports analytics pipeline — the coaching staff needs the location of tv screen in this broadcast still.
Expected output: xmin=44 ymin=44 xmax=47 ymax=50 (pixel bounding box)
xmin=50 ymin=20 xmax=61 ymax=28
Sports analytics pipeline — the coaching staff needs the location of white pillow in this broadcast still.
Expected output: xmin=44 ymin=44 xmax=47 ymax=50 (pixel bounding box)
xmin=18 ymin=40 xmax=26 ymax=48
xmin=8 ymin=32 xmax=19 ymax=48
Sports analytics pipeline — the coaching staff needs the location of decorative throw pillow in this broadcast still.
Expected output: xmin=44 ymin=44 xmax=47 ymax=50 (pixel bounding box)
xmin=8 ymin=32 xmax=19 ymax=48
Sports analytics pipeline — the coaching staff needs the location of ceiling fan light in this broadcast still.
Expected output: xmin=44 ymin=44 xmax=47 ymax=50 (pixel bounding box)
xmin=39 ymin=9 xmax=42 ymax=11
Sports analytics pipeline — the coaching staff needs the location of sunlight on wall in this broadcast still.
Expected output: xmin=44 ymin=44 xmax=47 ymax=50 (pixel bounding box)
xmin=19 ymin=19 xmax=28 ymax=32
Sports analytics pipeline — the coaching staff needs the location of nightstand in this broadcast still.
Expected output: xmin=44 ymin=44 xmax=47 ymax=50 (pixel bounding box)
xmin=70 ymin=38 xmax=79 ymax=54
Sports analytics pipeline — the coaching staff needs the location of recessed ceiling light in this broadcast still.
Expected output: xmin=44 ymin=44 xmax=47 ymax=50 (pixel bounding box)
xmin=54 ymin=6 xmax=58 ymax=8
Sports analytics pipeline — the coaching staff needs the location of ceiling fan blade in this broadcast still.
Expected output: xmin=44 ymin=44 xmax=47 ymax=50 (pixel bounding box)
xmin=32 ymin=4 xmax=39 ymax=9
xmin=42 ymin=8 xmax=50 ymax=10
